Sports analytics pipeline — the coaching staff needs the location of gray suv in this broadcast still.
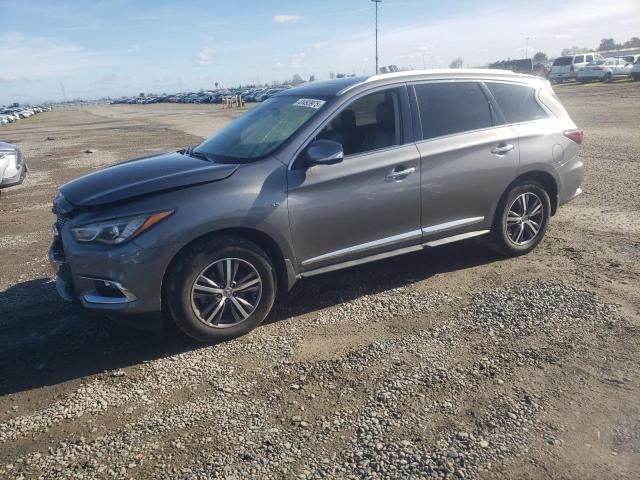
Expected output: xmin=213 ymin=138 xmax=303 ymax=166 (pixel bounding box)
xmin=50 ymin=70 xmax=584 ymax=342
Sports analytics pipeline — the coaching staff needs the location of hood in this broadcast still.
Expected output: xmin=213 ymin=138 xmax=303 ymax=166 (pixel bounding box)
xmin=60 ymin=151 xmax=238 ymax=207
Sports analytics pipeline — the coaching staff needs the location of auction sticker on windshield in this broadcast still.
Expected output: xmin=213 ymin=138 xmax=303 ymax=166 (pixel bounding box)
xmin=293 ymin=98 xmax=326 ymax=109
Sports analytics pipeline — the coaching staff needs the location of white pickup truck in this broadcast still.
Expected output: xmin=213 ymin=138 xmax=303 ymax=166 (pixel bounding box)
xmin=0 ymin=142 xmax=27 ymax=191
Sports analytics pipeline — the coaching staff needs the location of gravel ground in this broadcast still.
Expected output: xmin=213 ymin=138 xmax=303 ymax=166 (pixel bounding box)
xmin=0 ymin=81 xmax=639 ymax=479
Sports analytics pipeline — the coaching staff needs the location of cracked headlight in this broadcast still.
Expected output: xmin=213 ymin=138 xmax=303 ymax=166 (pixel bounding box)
xmin=71 ymin=211 xmax=173 ymax=245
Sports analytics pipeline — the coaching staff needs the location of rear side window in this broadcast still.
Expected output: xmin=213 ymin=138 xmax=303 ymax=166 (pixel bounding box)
xmin=586 ymin=55 xmax=593 ymax=62
xmin=486 ymin=82 xmax=548 ymax=124
xmin=553 ymin=56 xmax=573 ymax=66
xmin=414 ymin=82 xmax=492 ymax=139
xmin=574 ymin=55 xmax=584 ymax=63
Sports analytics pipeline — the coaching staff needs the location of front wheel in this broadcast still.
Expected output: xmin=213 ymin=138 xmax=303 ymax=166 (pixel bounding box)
xmin=490 ymin=181 xmax=551 ymax=257
xmin=165 ymin=236 xmax=277 ymax=343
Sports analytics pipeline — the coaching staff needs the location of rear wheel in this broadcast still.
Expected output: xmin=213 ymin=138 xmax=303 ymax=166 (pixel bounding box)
xmin=602 ymin=72 xmax=613 ymax=83
xmin=165 ymin=236 xmax=276 ymax=343
xmin=490 ymin=180 xmax=551 ymax=257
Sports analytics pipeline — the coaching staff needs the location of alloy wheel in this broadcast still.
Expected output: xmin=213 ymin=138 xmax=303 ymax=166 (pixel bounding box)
xmin=505 ymin=192 xmax=544 ymax=246
xmin=190 ymin=258 xmax=262 ymax=328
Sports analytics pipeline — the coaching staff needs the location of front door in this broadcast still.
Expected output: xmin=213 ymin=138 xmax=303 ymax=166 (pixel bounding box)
xmin=287 ymin=86 xmax=422 ymax=271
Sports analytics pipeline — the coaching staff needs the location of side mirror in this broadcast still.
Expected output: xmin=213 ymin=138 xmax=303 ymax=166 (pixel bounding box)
xmin=303 ymin=140 xmax=344 ymax=166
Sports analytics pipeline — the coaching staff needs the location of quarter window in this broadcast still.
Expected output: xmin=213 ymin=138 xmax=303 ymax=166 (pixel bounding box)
xmin=414 ymin=82 xmax=492 ymax=140
xmin=317 ymin=89 xmax=401 ymax=156
xmin=486 ymin=82 xmax=548 ymax=124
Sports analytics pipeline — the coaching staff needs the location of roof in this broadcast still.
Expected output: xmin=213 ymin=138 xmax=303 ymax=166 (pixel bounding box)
xmin=342 ymin=68 xmax=540 ymax=93
xmin=278 ymin=76 xmax=367 ymax=97
xmin=282 ymin=69 xmax=544 ymax=99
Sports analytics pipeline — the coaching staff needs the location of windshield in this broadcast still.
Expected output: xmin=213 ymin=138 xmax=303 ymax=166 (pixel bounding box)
xmin=195 ymin=95 xmax=328 ymax=162
xmin=552 ymin=56 xmax=573 ymax=66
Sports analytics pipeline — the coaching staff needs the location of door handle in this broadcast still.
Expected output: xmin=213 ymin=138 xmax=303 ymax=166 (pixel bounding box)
xmin=491 ymin=143 xmax=514 ymax=155
xmin=386 ymin=167 xmax=416 ymax=181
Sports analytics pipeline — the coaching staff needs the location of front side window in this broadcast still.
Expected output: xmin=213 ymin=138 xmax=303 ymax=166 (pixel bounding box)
xmin=586 ymin=55 xmax=593 ymax=62
xmin=195 ymin=95 xmax=328 ymax=162
xmin=414 ymin=82 xmax=492 ymax=140
xmin=574 ymin=55 xmax=584 ymax=63
xmin=485 ymin=82 xmax=548 ymax=124
xmin=317 ymin=89 xmax=401 ymax=156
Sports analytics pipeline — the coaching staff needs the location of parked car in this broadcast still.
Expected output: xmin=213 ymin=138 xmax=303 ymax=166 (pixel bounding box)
xmin=632 ymin=59 xmax=640 ymax=81
xmin=616 ymin=54 xmax=640 ymax=65
xmin=577 ymin=57 xmax=633 ymax=82
xmin=0 ymin=142 xmax=27 ymax=190
xmin=550 ymin=53 xmax=604 ymax=82
xmin=488 ymin=58 xmax=548 ymax=77
xmin=50 ymin=70 xmax=584 ymax=343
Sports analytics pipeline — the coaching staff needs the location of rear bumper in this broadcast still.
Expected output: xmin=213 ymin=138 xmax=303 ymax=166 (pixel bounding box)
xmin=557 ymin=155 xmax=584 ymax=206
xmin=0 ymin=161 xmax=27 ymax=189
xmin=576 ymin=75 xmax=603 ymax=82
xmin=550 ymin=71 xmax=575 ymax=81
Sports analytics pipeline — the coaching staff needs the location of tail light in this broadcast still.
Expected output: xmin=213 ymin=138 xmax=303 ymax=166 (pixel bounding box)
xmin=564 ymin=129 xmax=584 ymax=144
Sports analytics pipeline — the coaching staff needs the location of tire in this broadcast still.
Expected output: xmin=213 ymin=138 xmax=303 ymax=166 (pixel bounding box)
xmin=165 ymin=235 xmax=277 ymax=343
xmin=602 ymin=72 xmax=612 ymax=83
xmin=490 ymin=180 xmax=551 ymax=257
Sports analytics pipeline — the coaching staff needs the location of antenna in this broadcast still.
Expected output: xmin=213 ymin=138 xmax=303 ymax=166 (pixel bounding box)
xmin=371 ymin=0 xmax=382 ymax=74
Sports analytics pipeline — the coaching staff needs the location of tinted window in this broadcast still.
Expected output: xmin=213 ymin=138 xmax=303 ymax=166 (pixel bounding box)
xmin=586 ymin=55 xmax=593 ymax=62
xmin=414 ymin=82 xmax=492 ymax=139
xmin=318 ymin=89 xmax=401 ymax=156
xmin=486 ymin=82 xmax=548 ymax=124
xmin=553 ymin=56 xmax=573 ymax=66
xmin=574 ymin=55 xmax=584 ymax=63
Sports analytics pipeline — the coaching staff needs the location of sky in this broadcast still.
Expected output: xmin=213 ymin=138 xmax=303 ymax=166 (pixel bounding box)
xmin=1 ymin=0 xmax=638 ymax=104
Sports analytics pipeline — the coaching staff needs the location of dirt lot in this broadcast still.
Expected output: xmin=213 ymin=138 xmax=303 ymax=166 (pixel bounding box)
xmin=0 ymin=82 xmax=639 ymax=479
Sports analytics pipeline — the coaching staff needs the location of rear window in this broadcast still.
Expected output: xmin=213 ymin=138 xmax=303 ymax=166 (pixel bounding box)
xmin=414 ymin=82 xmax=493 ymax=139
xmin=486 ymin=82 xmax=548 ymax=124
xmin=552 ymin=56 xmax=573 ymax=66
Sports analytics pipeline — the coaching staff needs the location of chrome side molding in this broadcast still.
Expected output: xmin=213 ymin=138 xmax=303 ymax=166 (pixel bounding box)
xmin=421 ymin=216 xmax=485 ymax=234
xmin=302 ymin=229 xmax=422 ymax=266
xmin=300 ymin=229 xmax=491 ymax=278
xmin=424 ymin=230 xmax=490 ymax=247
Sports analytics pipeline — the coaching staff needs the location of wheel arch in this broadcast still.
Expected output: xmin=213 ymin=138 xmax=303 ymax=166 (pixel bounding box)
xmin=161 ymin=227 xmax=294 ymax=313
xmin=510 ymin=170 xmax=559 ymax=216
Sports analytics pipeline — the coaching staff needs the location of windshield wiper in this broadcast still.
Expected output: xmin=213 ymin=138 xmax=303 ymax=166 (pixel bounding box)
xmin=180 ymin=146 xmax=214 ymax=162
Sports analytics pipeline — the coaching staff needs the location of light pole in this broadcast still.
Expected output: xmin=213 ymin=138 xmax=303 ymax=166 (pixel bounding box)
xmin=525 ymin=37 xmax=530 ymax=59
xmin=371 ymin=0 xmax=382 ymax=74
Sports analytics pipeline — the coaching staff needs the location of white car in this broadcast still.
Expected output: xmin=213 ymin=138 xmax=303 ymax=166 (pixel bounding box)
xmin=0 ymin=142 xmax=27 ymax=191
xmin=550 ymin=52 xmax=604 ymax=83
xmin=577 ymin=57 xmax=633 ymax=82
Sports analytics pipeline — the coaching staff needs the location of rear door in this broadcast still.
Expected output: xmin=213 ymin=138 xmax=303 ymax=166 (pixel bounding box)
xmin=551 ymin=56 xmax=573 ymax=76
xmin=411 ymin=81 xmax=520 ymax=244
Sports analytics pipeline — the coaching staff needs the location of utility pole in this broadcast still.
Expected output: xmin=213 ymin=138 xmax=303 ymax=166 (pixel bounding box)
xmin=371 ymin=0 xmax=382 ymax=74
xmin=60 ymin=82 xmax=67 ymax=103
xmin=525 ymin=37 xmax=530 ymax=59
